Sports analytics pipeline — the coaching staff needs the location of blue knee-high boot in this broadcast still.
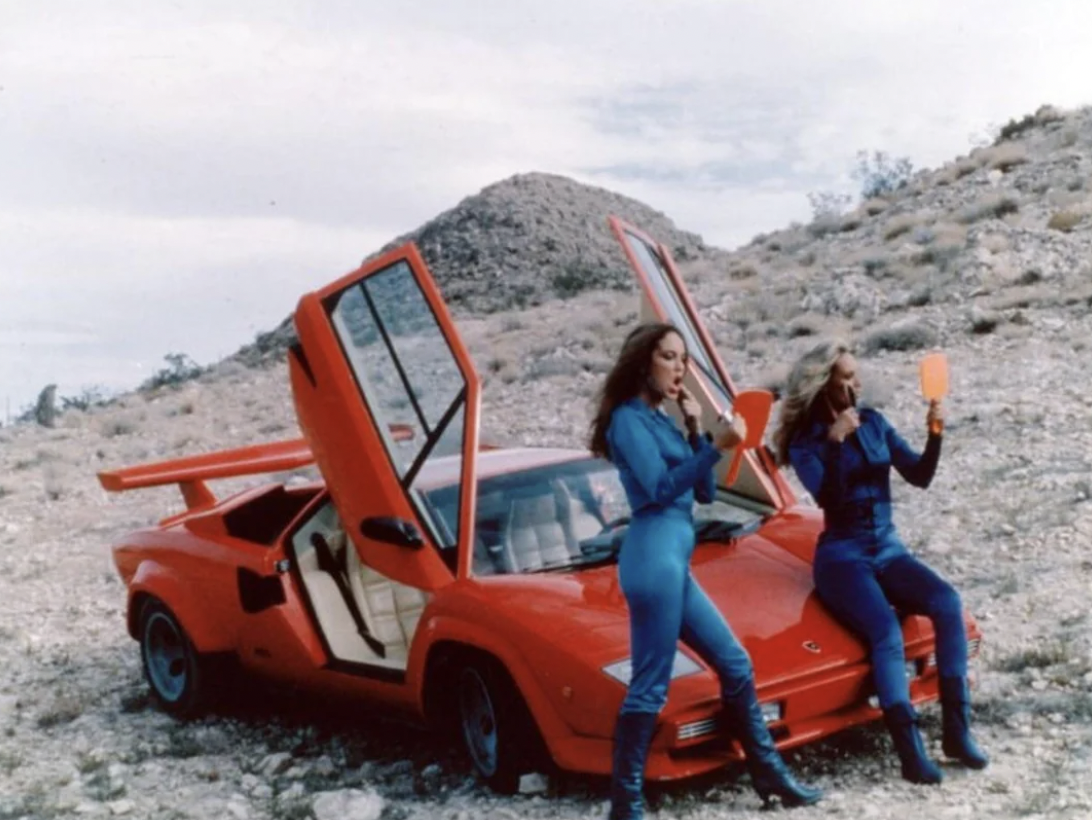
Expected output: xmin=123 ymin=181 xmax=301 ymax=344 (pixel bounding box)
xmin=720 ymin=680 xmax=823 ymax=808
xmin=882 ymin=702 xmax=943 ymax=784
xmin=609 ymin=712 xmax=659 ymax=820
xmin=940 ymin=676 xmax=989 ymax=769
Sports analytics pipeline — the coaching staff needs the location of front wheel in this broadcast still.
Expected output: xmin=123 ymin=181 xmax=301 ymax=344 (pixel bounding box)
xmin=139 ymin=600 xmax=207 ymax=716
xmin=457 ymin=662 xmax=543 ymax=794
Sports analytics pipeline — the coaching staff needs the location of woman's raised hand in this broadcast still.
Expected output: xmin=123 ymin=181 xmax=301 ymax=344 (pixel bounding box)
xmin=714 ymin=415 xmax=747 ymax=451
xmin=678 ymin=386 xmax=702 ymax=433
xmin=828 ymin=408 xmax=860 ymax=443
xmin=927 ymin=399 xmax=945 ymax=435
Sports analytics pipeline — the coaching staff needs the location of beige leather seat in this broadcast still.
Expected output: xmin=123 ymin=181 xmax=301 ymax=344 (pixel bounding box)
xmin=556 ymin=482 xmax=603 ymax=545
xmin=344 ymin=537 xmax=430 ymax=666
xmin=503 ymin=488 xmax=573 ymax=571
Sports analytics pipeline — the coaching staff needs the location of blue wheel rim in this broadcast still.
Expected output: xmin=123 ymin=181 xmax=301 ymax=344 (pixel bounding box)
xmin=459 ymin=668 xmax=498 ymax=777
xmin=144 ymin=611 xmax=188 ymax=703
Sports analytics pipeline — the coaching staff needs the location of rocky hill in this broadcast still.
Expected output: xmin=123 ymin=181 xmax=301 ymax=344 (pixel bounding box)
xmin=2 ymin=104 xmax=1092 ymax=820
xmin=234 ymin=172 xmax=714 ymax=366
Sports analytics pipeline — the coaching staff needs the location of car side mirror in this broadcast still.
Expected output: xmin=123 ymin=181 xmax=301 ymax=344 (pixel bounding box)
xmin=360 ymin=516 xmax=424 ymax=549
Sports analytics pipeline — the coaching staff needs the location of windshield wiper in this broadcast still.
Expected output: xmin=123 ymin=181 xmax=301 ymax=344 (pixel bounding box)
xmin=694 ymin=518 xmax=750 ymax=543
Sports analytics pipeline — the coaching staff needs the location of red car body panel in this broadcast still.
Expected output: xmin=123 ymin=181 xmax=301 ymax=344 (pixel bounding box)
xmin=99 ymin=218 xmax=982 ymax=784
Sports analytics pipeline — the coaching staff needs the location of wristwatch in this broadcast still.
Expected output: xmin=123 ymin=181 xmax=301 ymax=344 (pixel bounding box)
xmin=719 ymin=409 xmax=735 ymax=426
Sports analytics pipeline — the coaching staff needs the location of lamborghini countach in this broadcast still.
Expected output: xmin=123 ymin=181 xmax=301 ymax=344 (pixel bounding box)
xmin=99 ymin=217 xmax=981 ymax=793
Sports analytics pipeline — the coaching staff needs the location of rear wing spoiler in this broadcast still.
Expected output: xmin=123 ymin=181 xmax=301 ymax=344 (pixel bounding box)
xmin=97 ymin=438 xmax=318 ymax=512
xmin=96 ymin=423 xmax=492 ymax=513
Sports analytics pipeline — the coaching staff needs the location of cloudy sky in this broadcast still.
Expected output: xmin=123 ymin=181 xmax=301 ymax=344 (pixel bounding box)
xmin=2 ymin=0 xmax=1090 ymax=415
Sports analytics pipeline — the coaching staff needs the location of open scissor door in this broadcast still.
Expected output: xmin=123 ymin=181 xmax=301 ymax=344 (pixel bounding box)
xmin=289 ymin=244 xmax=480 ymax=589
xmin=609 ymin=216 xmax=786 ymax=507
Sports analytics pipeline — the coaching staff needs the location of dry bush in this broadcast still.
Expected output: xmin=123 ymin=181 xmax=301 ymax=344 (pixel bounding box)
xmin=728 ymin=263 xmax=759 ymax=280
xmin=1047 ymin=210 xmax=1082 ymax=232
xmin=957 ymin=195 xmax=1020 ymax=224
xmin=839 ymin=212 xmax=863 ymax=232
xmin=861 ymin=320 xmax=937 ymax=353
xmin=807 ymin=214 xmax=842 ymax=238
xmin=862 ymin=198 xmax=889 ymax=216
xmin=786 ymin=313 xmax=831 ymax=338
xmin=983 ymin=142 xmax=1030 ymax=172
xmin=882 ymin=213 xmax=924 ymax=242
xmin=968 ymin=307 xmax=1001 ymax=334
xmin=989 ymin=284 xmax=1057 ymax=311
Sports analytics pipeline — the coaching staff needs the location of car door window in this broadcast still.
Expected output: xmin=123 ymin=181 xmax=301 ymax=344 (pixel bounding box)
xmin=619 ymin=230 xmax=732 ymax=410
xmin=328 ymin=260 xmax=467 ymax=546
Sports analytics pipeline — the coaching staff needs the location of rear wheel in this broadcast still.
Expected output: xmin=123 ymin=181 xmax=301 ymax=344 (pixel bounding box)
xmin=139 ymin=600 xmax=207 ymax=716
xmin=457 ymin=661 xmax=543 ymax=794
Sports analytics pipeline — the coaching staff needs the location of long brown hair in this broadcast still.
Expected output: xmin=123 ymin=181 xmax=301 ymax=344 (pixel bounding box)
xmin=772 ymin=338 xmax=853 ymax=466
xmin=588 ymin=322 xmax=684 ymax=460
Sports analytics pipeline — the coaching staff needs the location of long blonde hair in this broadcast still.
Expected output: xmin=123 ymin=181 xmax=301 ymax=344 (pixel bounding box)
xmin=772 ymin=339 xmax=853 ymax=466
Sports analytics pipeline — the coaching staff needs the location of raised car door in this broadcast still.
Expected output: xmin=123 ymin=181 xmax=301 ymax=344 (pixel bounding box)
xmin=289 ymin=243 xmax=479 ymax=590
xmin=608 ymin=216 xmax=785 ymax=506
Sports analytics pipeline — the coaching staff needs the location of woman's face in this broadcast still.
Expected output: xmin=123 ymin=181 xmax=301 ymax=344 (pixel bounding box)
xmin=647 ymin=331 xmax=688 ymax=402
xmin=825 ymin=352 xmax=862 ymax=412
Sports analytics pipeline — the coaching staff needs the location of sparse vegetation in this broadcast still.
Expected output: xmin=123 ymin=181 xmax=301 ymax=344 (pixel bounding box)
xmin=958 ymin=195 xmax=1020 ymax=224
xmin=861 ymin=320 xmax=937 ymax=353
xmin=853 ymin=150 xmax=914 ymax=199
xmin=882 ymin=213 xmax=922 ymax=241
xmin=1047 ymin=210 xmax=1082 ymax=232
xmin=141 ymin=352 xmax=206 ymax=391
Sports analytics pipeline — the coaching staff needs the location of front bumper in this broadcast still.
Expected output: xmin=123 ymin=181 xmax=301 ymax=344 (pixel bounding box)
xmin=546 ymin=634 xmax=981 ymax=781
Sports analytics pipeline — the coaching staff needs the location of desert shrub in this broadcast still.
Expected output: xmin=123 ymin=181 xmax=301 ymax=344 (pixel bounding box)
xmin=861 ymin=256 xmax=888 ymax=277
xmin=882 ymin=213 xmax=922 ymax=241
xmin=995 ymin=113 xmax=1038 ymax=143
xmin=958 ymin=195 xmax=1020 ymax=224
xmin=786 ymin=314 xmax=827 ymax=338
xmin=729 ymin=263 xmax=759 ymax=280
xmin=839 ymin=213 xmax=863 ymax=232
xmin=969 ymin=308 xmax=1000 ymax=334
xmin=807 ymin=190 xmax=852 ymax=220
xmin=861 ymin=320 xmax=937 ymax=353
xmin=60 ymin=386 xmax=112 ymax=412
xmin=953 ymin=157 xmax=978 ymax=179
xmin=862 ymin=198 xmax=890 ymax=216
xmin=985 ymin=142 xmax=1029 ymax=172
xmin=992 ymin=642 xmax=1073 ymax=673
xmin=142 ymin=353 xmax=205 ymax=391
xmin=1047 ymin=210 xmax=1082 ymax=232
xmin=853 ymin=151 xmax=914 ymax=199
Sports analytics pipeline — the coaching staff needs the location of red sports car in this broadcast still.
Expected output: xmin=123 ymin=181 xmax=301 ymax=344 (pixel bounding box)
xmin=99 ymin=217 xmax=981 ymax=793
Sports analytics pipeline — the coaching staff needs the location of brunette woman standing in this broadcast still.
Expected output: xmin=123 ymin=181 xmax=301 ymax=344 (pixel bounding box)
xmin=590 ymin=323 xmax=821 ymax=819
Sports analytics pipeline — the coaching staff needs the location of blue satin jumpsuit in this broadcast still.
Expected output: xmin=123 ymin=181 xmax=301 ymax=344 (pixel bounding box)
xmin=608 ymin=398 xmax=755 ymax=716
xmin=788 ymin=407 xmax=966 ymax=709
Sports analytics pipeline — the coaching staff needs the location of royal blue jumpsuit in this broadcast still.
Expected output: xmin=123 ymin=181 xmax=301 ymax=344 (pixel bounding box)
xmin=606 ymin=398 xmax=823 ymax=816
xmin=788 ymin=407 xmax=966 ymax=709
xmin=607 ymin=397 xmax=754 ymax=716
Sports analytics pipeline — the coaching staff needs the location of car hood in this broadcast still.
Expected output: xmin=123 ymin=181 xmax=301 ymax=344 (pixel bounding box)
xmin=481 ymin=525 xmax=867 ymax=681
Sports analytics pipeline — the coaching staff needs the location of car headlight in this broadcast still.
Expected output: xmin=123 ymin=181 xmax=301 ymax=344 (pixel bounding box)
xmin=602 ymin=651 xmax=702 ymax=685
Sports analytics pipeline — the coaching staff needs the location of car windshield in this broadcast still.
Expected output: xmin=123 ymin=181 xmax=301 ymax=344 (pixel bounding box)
xmin=424 ymin=457 xmax=764 ymax=577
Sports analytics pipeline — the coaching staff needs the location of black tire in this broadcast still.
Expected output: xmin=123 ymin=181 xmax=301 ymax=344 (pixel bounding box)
xmin=456 ymin=660 xmax=544 ymax=794
xmin=138 ymin=599 xmax=207 ymax=716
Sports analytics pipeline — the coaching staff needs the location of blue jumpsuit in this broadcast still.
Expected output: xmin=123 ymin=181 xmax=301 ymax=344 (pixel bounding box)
xmin=607 ymin=398 xmax=754 ymax=716
xmin=788 ymin=408 xmax=966 ymax=709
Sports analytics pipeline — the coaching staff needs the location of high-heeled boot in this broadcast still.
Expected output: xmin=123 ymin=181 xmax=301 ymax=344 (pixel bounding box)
xmin=940 ymin=676 xmax=989 ymax=769
xmin=720 ymin=679 xmax=823 ymax=808
xmin=608 ymin=711 xmax=659 ymax=820
xmin=882 ymin=702 xmax=943 ymax=784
